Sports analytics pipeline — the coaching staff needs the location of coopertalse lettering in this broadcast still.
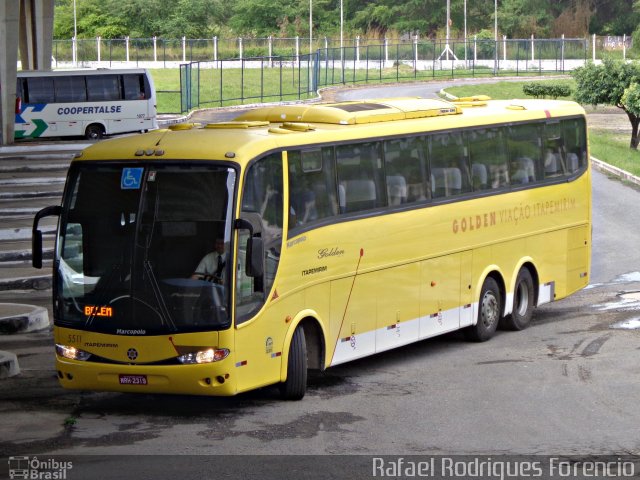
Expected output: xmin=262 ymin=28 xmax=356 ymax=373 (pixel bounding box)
xmin=57 ymin=105 xmax=123 ymax=115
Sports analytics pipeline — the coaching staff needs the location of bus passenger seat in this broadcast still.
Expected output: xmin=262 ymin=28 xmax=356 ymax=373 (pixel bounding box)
xmin=446 ymin=168 xmax=462 ymax=196
xmin=344 ymin=179 xmax=377 ymax=212
xmin=386 ymin=175 xmax=407 ymax=206
xmin=567 ymin=153 xmax=579 ymax=173
xmin=471 ymin=163 xmax=488 ymax=190
xmin=431 ymin=168 xmax=446 ymax=198
xmin=338 ymin=183 xmax=346 ymax=213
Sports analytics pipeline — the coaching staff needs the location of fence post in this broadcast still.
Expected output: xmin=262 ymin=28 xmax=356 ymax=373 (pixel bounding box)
xmin=356 ymin=35 xmax=360 ymax=63
xmin=503 ymin=35 xmax=507 ymax=62
xmin=623 ymin=34 xmax=627 ymax=60
xmin=153 ymin=36 xmax=157 ymax=62
xmin=268 ymin=36 xmax=272 ymax=67
xmin=296 ymin=36 xmax=300 ymax=64
xmin=182 ymin=36 xmax=186 ymax=62
xmin=531 ymin=34 xmax=535 ymax=62
xmin=474 ymin=35 xmax=477 ymax=62
xmin=561 ymin=34 xmax=565 ymax=72
xmin=126 ymin=36 xmax=130 ymax=63
xmin=592 ymin=34 xmax=596 ymax=61
xmin=72 ymin=36 xmax=77 ymax=66
xmin=213 ymin=36 xmax=217 ymax=62
xmin=414 ymin=34 xmax=418 ymax=70
xmin=238 ymin=37 xmax=243 ymax=60
xmin=384 ymin=37 xmax=389 ymax=65
xmin=97 ymin=36 xmax=101 ymax=64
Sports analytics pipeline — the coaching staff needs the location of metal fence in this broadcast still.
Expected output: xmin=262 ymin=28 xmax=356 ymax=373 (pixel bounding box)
xmin=174 ymin=38 xmax=591 ymax=114
xmin=45 ymin=36 xmax=629 ymax=113
xmin=52 ymin=34 xmax=633 ymax=69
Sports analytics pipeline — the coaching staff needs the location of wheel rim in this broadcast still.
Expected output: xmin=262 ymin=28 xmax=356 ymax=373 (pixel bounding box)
xmin=480 ymin=290 xmax=499 ymax=328
xmin=515 ymin=282 xmax=530 ymax=317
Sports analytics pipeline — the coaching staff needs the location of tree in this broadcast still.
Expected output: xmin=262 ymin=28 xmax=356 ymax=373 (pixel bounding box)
xmin=572 ymin=58 xmax=640 ymax=149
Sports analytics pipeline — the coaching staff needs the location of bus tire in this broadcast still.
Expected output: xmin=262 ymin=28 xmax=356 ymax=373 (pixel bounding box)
xmin=501 ymin=268 xmax=534 ymax=331
xmin=85 ymin=124 xmax=104 ymax=140
xmin=465 ymin=277 xmax=501 ymax=342
xmin=279 ymin=326 xmax=307 ymax=400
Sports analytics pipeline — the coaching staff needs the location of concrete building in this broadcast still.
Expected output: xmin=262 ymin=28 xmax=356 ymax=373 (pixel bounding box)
xmin=0 ymin=0 xmax=54 ymax=145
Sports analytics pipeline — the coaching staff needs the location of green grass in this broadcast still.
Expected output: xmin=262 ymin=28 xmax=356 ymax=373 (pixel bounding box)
xmin=443 ymin=79 xmax=576 ymax=100
xmin=149 ymin=67 xmax=315 ymax=114
xmin=589 ymin=130 xmax=640 ymax=176
xmin=149 ymin=67 xmax=571 ymax=114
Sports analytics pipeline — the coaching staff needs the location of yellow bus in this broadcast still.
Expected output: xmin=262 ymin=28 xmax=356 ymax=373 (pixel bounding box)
xmin=32 ymin=96 xmax=590 ymax=400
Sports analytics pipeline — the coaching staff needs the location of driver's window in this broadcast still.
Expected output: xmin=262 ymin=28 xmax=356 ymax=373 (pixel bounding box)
xmin=236 ymin=153 xmax=284 ymax=323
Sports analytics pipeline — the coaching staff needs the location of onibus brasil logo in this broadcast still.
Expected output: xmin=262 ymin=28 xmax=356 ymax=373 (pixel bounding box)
xmin=8 ymin=456 xmax=72 ymax=479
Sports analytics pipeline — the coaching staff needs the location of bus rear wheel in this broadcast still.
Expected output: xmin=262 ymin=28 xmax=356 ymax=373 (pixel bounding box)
xmin=465 ymin=277 xmax=501 ymax=342
xmin=85 ymin=124 xmax=104 ymax=140
xmin=279 ymin=326 xmax=307 ymax=400
xmin=501 ymin=268 xmax=534 ymax=331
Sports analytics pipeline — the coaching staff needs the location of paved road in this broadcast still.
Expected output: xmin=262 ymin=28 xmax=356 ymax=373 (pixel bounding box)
xmin=1 ymin=88 xmax=639 ymax=479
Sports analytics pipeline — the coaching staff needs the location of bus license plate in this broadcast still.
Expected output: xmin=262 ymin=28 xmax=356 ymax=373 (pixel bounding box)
xmin=119 ymin=374 xmax=148 ymax=385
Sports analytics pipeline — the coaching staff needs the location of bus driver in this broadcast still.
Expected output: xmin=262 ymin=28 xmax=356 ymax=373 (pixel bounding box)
xmin=191 ymin=238 xmax=226 ymax=284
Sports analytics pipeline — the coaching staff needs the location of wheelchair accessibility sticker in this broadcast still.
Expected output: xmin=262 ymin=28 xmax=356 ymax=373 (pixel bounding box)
xmin=121 ymin=168 xmax=143 ymax=190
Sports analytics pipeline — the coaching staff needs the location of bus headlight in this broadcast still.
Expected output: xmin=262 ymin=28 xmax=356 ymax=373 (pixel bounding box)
xmin=177 ymin=348 xmax=229 ymax=364
xmin=55 ymin=344 xmax=92 ymax=361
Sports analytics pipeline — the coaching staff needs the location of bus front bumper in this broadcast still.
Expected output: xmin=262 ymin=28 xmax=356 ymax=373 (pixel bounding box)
xmin=55 ymin=356 xmax=238 ymax=396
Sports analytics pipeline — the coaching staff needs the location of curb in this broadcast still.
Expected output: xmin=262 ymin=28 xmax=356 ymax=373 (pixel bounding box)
xmin=0 ymin=276 xmax=52 ymax=292
xmin=590 ymin=157 xmax=640 ymax=186
xmin=0 ymin=351 xmax=20 ymax=378
xmin=0 ymin=303 xmax=50 ymax=334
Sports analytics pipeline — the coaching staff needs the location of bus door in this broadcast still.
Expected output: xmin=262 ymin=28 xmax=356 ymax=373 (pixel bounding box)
xmin=233 ymin=154 xmax=287 ymax=392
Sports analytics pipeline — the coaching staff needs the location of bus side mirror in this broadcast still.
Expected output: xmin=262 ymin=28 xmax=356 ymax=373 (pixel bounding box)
xmin=245 ymin=236 xmax=264 ymax=278
xmin=32 ymin=205 xmax=61 ymax=269
xmin=235 ymin=215 xmax=264 ymax=278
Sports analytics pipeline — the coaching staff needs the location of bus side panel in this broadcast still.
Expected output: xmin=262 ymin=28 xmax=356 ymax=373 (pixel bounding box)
xmin=375 ymin=263 xmax=421 ymax=353
xmin=234 ymin=294 xmax=304 ymax=393
xmin=566 ymin=225 xmax=590 ymax=295
xmin=329 ymin=274 xmax=377 ymax=366
xmin=419 ymin=254 xmax=462 ymax=338
xmin=525 ymin=230 xmax=568 ymax=302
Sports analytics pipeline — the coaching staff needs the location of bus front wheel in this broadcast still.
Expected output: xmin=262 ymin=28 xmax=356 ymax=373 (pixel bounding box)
xmin=465 ymin=277 xmax=501 ymax=342
xmin=501 ymin=268 xmax=534 ymax=331
xmin=279 ymin=326 xmax=307 ymax=400
xmin=85 ymin=124 xmax=104 ymax=140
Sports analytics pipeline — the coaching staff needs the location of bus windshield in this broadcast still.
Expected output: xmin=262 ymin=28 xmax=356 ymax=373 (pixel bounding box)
xmin=56 ymin=163 xmax=236 ymax=335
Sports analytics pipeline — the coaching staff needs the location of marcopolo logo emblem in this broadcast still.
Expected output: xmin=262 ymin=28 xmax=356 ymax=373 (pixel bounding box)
xmin=127 ymin=348 xmax=139 ymax=361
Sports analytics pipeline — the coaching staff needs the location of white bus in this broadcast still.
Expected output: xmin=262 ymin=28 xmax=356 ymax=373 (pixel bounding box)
xmin=15 ymin=68 xmax=157 ymax=140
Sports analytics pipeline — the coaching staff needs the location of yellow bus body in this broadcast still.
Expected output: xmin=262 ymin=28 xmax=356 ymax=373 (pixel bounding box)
xmin=53 ymin=97 xmax=591 ymax=397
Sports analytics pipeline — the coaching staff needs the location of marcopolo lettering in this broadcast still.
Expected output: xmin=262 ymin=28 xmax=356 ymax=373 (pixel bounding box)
xmin=57 ymin=105 xmax=123 ymax=115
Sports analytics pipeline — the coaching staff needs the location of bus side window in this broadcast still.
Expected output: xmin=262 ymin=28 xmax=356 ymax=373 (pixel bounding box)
xmin=468 ymin=127 xmax=509 ymax=191
xmin=26 ymin=77 xmax=54 ymax=103
xmin=384 ymin=137 xmax=428 ymax=204
xmin=507 ymin=124 xmax=543 ymax=185
xmin=429 ymin=132 xmax=471 ymax=198
xmin=87 ymin=75 xmax=121 ymax=101
xmin=287 ymin=148 xmax=337 ymax=231
xmin=336 ymin=142 xmax=386 ymax=213
xmin=562 ymin=118 xmax=588 ymax=175
xmin=123 ymin=74 xmax=146 ymax=100
xmin=54 ymin=76 xmax=87 ymax=103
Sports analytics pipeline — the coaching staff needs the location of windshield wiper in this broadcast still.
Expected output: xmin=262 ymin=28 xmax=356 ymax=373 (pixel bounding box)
xmin=144 ymin=260 xmax=177 ymax=331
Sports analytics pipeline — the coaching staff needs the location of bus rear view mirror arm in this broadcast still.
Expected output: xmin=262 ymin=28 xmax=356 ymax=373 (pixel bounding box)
xmin=32 ymin=205 xmax=61 ymax=269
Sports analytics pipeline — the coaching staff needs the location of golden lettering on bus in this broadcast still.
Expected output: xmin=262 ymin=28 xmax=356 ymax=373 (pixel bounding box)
xmin=453 ymin=198 xmax=578 ymax=234
xmin=452 ymin=212 xmax=496 ymax=234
